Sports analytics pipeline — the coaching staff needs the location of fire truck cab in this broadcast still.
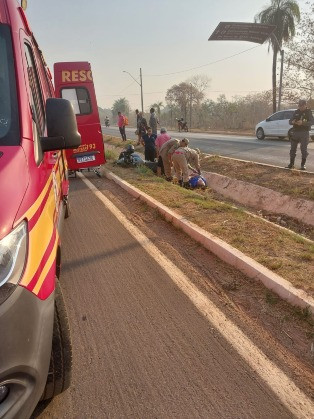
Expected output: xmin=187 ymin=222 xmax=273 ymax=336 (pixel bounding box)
xmin=0 ymin=1 xmax=80 ymax=417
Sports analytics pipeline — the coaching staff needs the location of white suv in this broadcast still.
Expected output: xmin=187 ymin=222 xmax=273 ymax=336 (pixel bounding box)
xmin=255 ymin=109 xmax=314 ymax=140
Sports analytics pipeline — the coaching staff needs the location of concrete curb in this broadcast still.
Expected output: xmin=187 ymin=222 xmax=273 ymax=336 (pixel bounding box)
xmin=201 ymin=171 xmax=314 ymax=227
xmin=105 ymin=170 xmax=314 ymax=314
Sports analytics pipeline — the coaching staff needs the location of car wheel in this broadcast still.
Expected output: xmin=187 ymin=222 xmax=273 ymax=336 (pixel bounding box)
xmin=41 ymin=279 xmax=72 ymax=401
xmin=288 ymin=128 xmax=293 ymax=140
xmin=256 ymin=128 xmax=265 ymax=140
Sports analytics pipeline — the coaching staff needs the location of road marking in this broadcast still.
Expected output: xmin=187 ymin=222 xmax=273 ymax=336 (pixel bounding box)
xmin=79 ymin=172 xmax=314 ymax=419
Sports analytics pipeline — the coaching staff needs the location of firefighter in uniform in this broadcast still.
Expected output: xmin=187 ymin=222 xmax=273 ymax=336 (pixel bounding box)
xmin=172 ymin=146 xmax=201 ymax=187
xmin=159 ymin=138 xmax=189 ymax=181
xmin=286 ymin=99 xmax=314 ymax=170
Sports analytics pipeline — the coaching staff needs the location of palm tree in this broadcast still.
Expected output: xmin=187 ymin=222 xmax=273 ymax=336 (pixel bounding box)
xmin=151 ymin=101 xmax=164 ymax=120
xmin=255 ymin=0 xmax=300 ymax=112
xmin=111 ymin=97 xmax=130 ymax=118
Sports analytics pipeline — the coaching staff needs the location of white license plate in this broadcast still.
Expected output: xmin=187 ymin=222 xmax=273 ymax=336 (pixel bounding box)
xmin=76 ymin=155 xmax=96 ymax=163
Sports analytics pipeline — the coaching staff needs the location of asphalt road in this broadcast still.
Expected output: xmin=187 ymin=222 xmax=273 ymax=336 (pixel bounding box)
xmin=34 ymin=174 xmax=312 ymax=418
xmin=103 ymin=126 xmax=314 ymax=172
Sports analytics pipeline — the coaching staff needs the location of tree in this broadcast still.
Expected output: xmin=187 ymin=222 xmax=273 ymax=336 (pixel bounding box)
xmin=165 ymin=82 xmax=204 ymax=121
xmin=186 ymin=74 xmax=211 ymax=95
xmin=283 ymin=1 xmax=314 ymax=103
xmin=111 ymin=97 xmax=130 ymax=118
xmin=255 ymin=0 xmax=300 ymax=112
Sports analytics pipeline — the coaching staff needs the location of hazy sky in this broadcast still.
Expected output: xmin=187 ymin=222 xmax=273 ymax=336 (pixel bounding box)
xmin=26 ymin=0 xmax=307 ymax=110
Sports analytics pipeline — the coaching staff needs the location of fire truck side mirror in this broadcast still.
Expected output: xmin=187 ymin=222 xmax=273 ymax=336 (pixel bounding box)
xmin=40 ymin=98 xmax=81 ymax=152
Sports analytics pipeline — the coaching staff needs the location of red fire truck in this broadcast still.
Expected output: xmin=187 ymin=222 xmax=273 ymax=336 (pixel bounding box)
xmin=54 ymin=62 xmax=105 ymax=174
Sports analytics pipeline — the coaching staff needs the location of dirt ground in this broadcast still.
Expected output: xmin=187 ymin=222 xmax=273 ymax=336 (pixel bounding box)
xmin=107 ymin=162 xmax=314 ymax=296
xmin=93 ymin=174 xmax=314 ymax=393
xmin=105 ymin=135 xmax=314 ymax=201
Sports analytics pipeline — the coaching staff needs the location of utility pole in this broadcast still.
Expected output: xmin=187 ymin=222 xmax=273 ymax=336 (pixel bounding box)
xmin=189 ymin=83 xmax=192 ymax=129
xmin=123 ymin=68 xmax=144 ymax=113
xmin=140 ymin=68 xmax=144 ymax=113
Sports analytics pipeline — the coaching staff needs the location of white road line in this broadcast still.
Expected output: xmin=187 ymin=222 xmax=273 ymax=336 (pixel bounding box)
xmin=79 ymin=172 xmax=314 ymax=419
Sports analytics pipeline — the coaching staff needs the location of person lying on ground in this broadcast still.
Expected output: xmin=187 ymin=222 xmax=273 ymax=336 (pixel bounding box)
xmin=188 ymin=173 xmax=207 ymax=189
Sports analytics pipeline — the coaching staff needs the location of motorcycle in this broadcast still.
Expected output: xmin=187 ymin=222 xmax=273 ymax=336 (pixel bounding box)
xmin=115 ymin=144 xmax=157 ymax=173
xmin=176 ymin=118 xmax=188 ymax=132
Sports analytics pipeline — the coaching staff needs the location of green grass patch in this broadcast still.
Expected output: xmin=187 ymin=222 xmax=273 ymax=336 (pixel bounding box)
xmin=105 ymin=149 xmax=118 ymax=161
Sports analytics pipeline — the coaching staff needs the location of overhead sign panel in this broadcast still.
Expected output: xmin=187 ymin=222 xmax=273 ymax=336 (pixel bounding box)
xmin=208 ymin=22 xmax=276 ymax=44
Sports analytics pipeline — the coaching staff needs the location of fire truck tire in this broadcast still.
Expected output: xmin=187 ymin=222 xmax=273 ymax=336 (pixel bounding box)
xmin=64 ymin=200 xmax=71 ymax=219
xmin=41 ymin=279 xmax=72 ymax=400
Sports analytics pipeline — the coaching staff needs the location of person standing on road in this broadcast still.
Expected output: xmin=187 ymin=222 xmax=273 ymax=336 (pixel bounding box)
xmin=138 ymin=112 xmax=148 ymax=142
xmin=135 ymin=109 xmax=142 ymax=145
xmin=149 ymin=108 xmax=159 ymax=136
xmin=117 ymin=111 xmax=127 ymax=142
xmin=159 ymin=138 xmax=188 ymax=181
xmin=172 ymin=146 xmax=201 ymax=188
xmin=286 ymin=99 xmax=314 ymax=170
xmin=141 ymin=127 xmax=157 ymax=162
xmin=155 ymin=128 xmax=171 ymax=176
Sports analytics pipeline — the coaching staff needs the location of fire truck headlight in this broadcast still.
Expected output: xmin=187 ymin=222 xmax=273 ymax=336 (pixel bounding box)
xmin=0 ymin=222 xmax=27 ymax=304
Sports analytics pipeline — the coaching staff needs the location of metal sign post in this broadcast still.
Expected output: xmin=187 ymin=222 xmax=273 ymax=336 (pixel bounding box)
xmin=208 ymin=22 xmax=284 ymax=111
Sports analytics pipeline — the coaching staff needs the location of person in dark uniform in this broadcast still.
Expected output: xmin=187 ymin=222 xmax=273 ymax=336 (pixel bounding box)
xmin=286 ymin=99 xmax=314 ymax=170
xmin=141 ymin=127 xmax=157 ymax=162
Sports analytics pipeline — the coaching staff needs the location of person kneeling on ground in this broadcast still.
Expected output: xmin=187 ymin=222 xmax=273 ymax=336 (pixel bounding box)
xmin=158 ymin=138 xmax=184 ymax=181
xmin=172 ymin=146 xmax=201 ymax=188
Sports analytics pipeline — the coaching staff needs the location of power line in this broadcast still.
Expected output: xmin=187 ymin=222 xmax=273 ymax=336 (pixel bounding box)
xmin=144 ymin=45 xmax=261 ymax=77
xmin=99 ymin=89 xmax=266 ymax=98
xmin=100 ymin=91 xmax=164 ymax=97
xmin=119 ymin=79 xmax=137 ymax=93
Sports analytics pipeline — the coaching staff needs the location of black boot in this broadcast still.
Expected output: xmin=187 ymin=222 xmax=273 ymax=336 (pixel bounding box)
xmin=300 ymin=158 xmax=306 ymax=170
xmin=285 ymin=157 xmax=295 ymax=169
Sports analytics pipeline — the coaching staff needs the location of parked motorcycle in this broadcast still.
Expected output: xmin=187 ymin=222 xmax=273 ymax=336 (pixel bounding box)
xmin=115 ymin=144 xmax=157 ymax=173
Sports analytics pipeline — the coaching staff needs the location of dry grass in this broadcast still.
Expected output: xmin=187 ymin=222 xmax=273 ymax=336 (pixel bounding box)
xmin=106 ymin=161 xmax=314 ymax=297
xmin=200 ymin=155 xmax=314 ymax=201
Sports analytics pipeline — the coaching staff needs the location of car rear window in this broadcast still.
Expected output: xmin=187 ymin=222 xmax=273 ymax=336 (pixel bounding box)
xmin=0 ymin=24 xmax=20 ymax=145
xmin=283 ymin=111 xmax=294 ymax=120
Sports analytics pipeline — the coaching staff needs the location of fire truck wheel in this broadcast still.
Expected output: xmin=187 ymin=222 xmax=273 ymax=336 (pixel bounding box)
xmin=41 ymin=279 xmax=72 ymax=401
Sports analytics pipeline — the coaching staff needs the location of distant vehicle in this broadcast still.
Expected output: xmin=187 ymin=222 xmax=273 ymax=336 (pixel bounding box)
xmin=255 ymin=109 xmax=314 ymax=141
xmin=176 ymin=118 xmax=188 ymax=132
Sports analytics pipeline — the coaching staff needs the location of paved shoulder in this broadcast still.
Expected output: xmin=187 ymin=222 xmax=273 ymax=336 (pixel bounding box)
xmin=37 ymin=177 xmax=296 ymax=418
